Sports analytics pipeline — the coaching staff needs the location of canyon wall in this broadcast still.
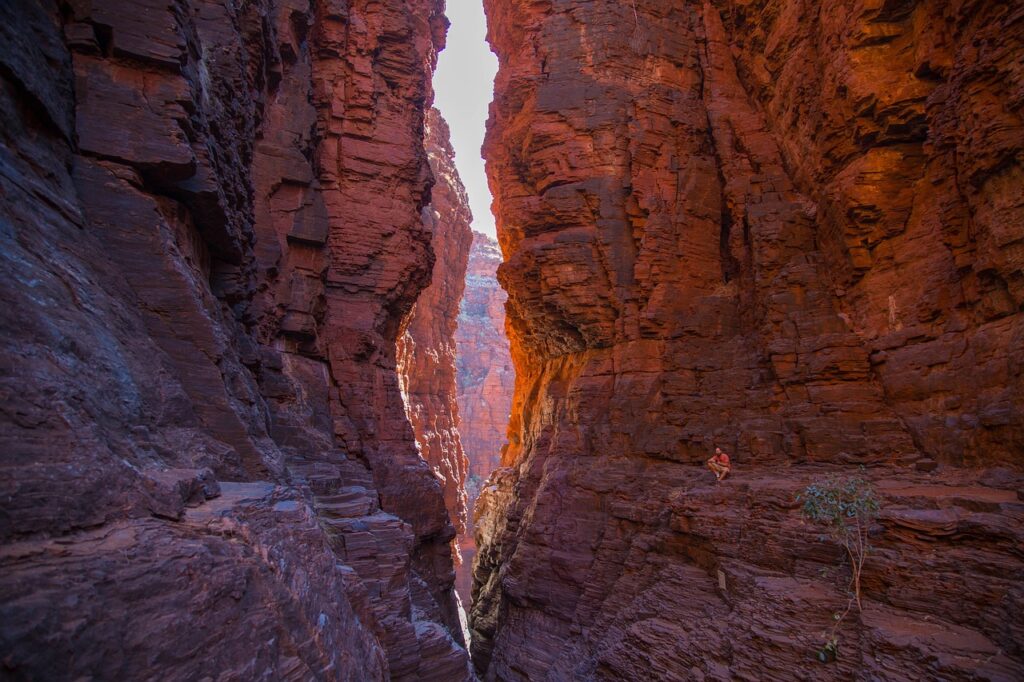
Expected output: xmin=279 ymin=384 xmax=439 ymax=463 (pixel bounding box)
xmin=399 ymin=106 xmax=473 ymax=564
xmin=455 ymin=231 xmax=514 ymax=603
xmin=473 ymin=0 xmax=1023 ymax=679
xmin=0 ymin=0 xmax=472 ymax=679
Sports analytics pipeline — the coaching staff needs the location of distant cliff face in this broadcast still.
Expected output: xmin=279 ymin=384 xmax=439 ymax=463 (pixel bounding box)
xmin=0 ymin=0 xmax=471 ymax=679
xmin=455 ymin=231 xmax=513 ymax=604
xmin=458 ymin=233 xmax=514 ymax=484
xmin=473 ymin=0 xmax=1023 ymax=679
xmin=399 ymin=106 xmax=473 ymax=550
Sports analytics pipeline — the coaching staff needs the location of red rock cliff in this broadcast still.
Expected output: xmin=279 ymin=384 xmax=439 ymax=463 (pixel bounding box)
xmin=399 ymin=106 xmax=473 ymax=553
xmin=458 ymin=233 xmax=515 ymax=483
xmin=0 ymin=0 xmax=471 ymax=679
xmin=455 ymin=231 xmax=514 ymax=603
xmin=473 ymin=0 xmax=1023 ymax=679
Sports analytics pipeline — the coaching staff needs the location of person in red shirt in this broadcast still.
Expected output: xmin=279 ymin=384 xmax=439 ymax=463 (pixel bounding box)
xmin=707 ymin=447 xmax=732 ymax=482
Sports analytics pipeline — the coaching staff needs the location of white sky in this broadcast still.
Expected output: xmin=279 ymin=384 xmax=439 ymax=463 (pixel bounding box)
xmin=434 ymin=2 xmax=499 ymax=238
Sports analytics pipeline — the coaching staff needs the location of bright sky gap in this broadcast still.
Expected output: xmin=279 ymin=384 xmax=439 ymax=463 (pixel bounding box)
xmin=433 ymin=1 xmax=499 ymax=239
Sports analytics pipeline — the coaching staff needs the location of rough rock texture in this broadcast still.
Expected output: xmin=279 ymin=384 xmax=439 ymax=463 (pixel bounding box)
xmin=473 ymin=0 xmax=1023 ymax=679
xmin=0 ymin=0 xmax=471 ymax=679
xmin=455 ymin=231 xmax=514 ymax=604
xmin=398 ymin=106 xmax=473 ymax=560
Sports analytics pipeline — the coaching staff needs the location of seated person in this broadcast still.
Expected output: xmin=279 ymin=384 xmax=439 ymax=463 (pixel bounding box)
xmin=707 ymin=447 xmax=732 ymax=482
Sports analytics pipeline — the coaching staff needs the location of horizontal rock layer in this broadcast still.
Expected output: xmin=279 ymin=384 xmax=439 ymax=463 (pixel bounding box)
xmin=0 ymin=0 xmax=471 ymax=679
xmin=472 ymin=0 xmax=1023 ymax=679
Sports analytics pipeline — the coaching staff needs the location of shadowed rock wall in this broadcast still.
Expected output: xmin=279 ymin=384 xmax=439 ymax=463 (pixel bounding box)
xmin=472 ymin=0 xmax=1023 ymax=679
xmin=0 ymin=0 xmax=472 ymax=678
xmin=399 ymin=106 xmax=473 ymax=573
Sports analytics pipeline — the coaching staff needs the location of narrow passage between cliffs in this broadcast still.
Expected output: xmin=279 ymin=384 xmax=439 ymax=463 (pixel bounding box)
xmin=429 ymin=0 xmax=511 ymax=632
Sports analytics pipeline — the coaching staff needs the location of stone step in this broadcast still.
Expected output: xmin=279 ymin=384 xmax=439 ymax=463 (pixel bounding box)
xmin=315 ymin=486 xmax=377 ymax=518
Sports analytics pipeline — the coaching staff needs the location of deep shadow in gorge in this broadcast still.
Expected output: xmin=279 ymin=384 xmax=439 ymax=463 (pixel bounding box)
xmin=470 ymin=0 xmax=1023 ymax=679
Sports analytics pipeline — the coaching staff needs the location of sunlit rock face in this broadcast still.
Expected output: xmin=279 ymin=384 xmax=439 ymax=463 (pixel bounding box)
xmin=472 ymin=0 xmax=1023 ymax=679
xmin=399 ymin=106 xmax=474 ymax=562
xmin=455 ymin=231 xmax=514 ymax=604
xmin=0 ymin=0 xmax=473 ymax=678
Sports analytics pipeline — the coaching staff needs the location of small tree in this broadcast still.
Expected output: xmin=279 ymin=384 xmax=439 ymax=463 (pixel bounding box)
xmin=798 ymin=473 xmax=880 ymax=661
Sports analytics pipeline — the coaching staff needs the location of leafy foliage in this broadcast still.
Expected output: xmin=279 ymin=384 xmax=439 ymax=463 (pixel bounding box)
xmin=817 ymin=636 xmax=839 ymax=663
xmin=797 ymin=473 xmax=881 ymax=662
xmin=465 ymin=473 xmax=484 ymax=501
xmin=800 ymin=475 xmax=880 ymax=537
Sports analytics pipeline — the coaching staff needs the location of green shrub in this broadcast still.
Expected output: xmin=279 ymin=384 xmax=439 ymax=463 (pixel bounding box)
xmin=797 ymin=473 xmax=881 ymax=661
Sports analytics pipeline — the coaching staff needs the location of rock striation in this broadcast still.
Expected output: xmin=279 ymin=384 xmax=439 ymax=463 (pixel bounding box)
xmin=455 ymin=231 xmax=514 ymax=604
xmin=472 ymin=0 xmax=1023 ymax=679
xmin=0 ymin=0 xmax=472 ymax=679
xmin=399 ymin=106 xmax=473 ymax=562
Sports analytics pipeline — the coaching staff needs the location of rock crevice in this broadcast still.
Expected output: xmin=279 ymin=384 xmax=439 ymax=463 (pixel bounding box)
xmin=455 ymin=231 xmax=515 ymax=605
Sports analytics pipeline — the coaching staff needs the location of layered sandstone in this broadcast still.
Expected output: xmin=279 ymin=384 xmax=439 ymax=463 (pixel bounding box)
xmin=0 ymin=0 xmax=471 ymax=679
xmin=399 ymin=106 xmax=473 ymax=550
xmin=473 ymin=0 xmax=1023 ymax=679
xmin=455 ymin=231 xmax=514 ymax=603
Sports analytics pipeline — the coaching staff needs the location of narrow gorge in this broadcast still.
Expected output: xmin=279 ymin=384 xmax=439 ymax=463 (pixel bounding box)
xmin=456 ymin=231 xmax=514 ymax=605
xmin=0 ymin=0 xmax=1022 ymax=681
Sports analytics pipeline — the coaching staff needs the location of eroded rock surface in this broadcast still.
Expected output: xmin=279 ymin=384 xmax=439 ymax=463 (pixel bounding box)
xmin=399 ymin=106 xmax=473 ymax=564
xmin=472 ymin=0 xmax=1023 ymax=679
xmin=0 ymin=0 xmax=471 ymax=678
xmin=455 ymin=232 xmax=514 ymax=604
